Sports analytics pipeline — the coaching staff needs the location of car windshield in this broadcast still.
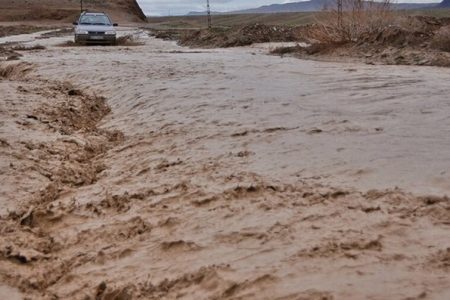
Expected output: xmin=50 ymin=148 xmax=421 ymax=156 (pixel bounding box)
xmin=79 ymin=15 xmax=111 ymax=26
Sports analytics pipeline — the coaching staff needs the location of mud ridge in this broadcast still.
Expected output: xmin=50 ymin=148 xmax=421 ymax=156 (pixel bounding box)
xmin=0 ymin=62 xmax=124 ymax=298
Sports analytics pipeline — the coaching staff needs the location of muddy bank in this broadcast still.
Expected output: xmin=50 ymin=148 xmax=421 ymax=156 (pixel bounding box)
xmin=149 ymin=24 xmax=308 ymax=48
xmin=0 ymin=61 xmax=122 ymax=212
xmin=272 ymin=15 xmax=450 ymax=67
xmin=151 ymin=16 xmax=450 ymax=67
xmin=0 ymin=25 xmax=50 ymax=38
xmin=0 ymin=61 xmax=123 ymax=298
xmin=179 ymin=24 xmax=307 ymax=48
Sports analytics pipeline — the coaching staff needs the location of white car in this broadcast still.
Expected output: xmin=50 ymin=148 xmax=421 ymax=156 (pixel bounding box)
xmin=73 ymin=12 xmax=118 ymax=45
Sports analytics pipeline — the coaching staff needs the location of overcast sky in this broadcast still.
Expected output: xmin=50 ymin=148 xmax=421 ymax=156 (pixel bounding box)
xmin=136 ymin=0 xmax=293 ymax=16
xmin=136 ymin=0 xmax=439 ymax=16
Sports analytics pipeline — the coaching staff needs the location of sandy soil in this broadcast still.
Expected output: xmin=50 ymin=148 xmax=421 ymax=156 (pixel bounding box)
xmin=0 ymin=28 xmax=449 ymax=299
xmin=0 ymin=0 xmax=145 ymax=23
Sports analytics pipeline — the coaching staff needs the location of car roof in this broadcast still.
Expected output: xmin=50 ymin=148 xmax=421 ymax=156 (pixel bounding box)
xmin=82 ymin=12 xmax=108 ymax=16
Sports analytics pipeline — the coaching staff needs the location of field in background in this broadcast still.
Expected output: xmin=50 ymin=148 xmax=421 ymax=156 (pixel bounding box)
xmin=408 ymin=8 xmax=450 ymax=18
xmin=146 ymin=12 xmax=320 ymax=29
xmin=146 ymin=9 xmax=450 ymax=29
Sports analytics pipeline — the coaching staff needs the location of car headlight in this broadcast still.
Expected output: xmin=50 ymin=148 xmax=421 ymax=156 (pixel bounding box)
xmin=105 ymin=31 xmax=116 ymax=35
xmin=75 ymin=30 xmax=89 ymax=35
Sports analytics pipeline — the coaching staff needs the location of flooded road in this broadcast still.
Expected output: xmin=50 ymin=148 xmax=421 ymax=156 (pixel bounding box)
xmin=1 ymin=29 xmax=449 ymax=299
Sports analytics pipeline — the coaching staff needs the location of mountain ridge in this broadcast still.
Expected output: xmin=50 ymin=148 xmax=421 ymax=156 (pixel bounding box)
xmin=188 ymin=0 xmax=442 ymax=16
xmin=440 ymin=0 xmax=450 ymax=7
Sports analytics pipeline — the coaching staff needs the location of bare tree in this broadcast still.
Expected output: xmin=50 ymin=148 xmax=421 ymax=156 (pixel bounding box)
xmin=314 ymin=0 xmax=393 ymax=43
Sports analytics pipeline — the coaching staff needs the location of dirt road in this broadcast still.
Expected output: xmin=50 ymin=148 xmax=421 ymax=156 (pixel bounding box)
xmin=1 ymin=29 xmax=449 ymax=299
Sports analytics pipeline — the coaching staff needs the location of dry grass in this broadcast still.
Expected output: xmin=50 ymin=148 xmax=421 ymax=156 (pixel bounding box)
xmin=0 ymin=62 xmax=33 ymax=80
xmin=176 ymin=24 xmax=305 ymax=48
xmin=312 ymin=0 xmax=395 ymax=43
xmin=431 ymin=25 xmax=450 ymax=52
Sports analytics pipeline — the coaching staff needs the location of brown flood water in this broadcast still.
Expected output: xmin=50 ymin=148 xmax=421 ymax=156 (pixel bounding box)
xmin=0 ymin=29 xmax=449 ymax=299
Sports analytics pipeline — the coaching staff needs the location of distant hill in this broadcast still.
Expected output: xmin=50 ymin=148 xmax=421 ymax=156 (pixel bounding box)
xmin=187 ymin=11 xmax=222 ymax=16
xmin=439 ymin=0 xmax=450 ymax=7
xmin=189 ymin=0 xmax=438 ymax=15
xmin=233 ymin=0 xmax=436 ymax=14
xmin=0 ymin=0 xmax=146 ymax=23
xmin=234 ymin=0 xmax=327 ymax=13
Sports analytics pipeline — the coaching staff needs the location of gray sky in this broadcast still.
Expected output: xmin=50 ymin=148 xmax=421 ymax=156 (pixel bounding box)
xmin=136 ymin=0 xmax=439 ymax=16
xmin=136 ymin=0 xmax=310 ymax=16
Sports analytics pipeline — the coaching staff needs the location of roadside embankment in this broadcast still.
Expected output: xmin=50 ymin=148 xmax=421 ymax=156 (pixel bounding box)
xmin=150 ymin=15 xmax=450 ymax=67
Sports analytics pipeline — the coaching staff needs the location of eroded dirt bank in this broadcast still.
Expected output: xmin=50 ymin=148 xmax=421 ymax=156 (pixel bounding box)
xmin=0 ymin=30 xmax=449 ymax=299
xmin=149 ymin=16 xmax=450 ymax=67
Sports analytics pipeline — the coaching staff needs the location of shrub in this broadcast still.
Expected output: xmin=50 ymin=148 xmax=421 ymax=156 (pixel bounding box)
xmin=312 ymin=0 xmax=394 ymax=43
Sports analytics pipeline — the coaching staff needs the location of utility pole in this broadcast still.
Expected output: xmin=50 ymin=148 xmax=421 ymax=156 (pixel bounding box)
xmin=206 ymin=0 xmax=212 ymax=29
xmin=80 ymin=0 xmax=83 ymax=13
xmin=337 ymin=0 xmax=342 ymax=29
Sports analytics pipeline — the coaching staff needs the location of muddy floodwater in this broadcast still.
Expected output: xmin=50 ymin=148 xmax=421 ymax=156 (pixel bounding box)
xmin=0 ymin=29 xmax=449 ymax=299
